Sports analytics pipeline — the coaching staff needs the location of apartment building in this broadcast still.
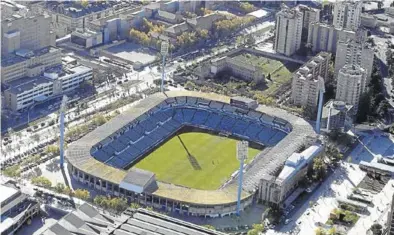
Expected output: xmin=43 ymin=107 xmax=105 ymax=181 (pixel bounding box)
xmin=1 ymin=47 xmax=61 ymax=83
xmin=335 ymin=64 xmax=367 ymax=114
xmin=307 ymin=22 xmax=368 ymax=54
xmin=1 ymin=13 xmax=55 ymax=56
xmin=298 ymin=4 xmax=320 ymax=38
xmin=1 ymin=0 xmax=27 ymax=19
xmin=38 ymin=1 xmax=117 ymax=37
xmin=335 ymin=38 xmax=374 ymax=83
xmin=274 ymin=5 xmax=303 ymax=56
xmin=291 ymin=52 xmax=331 ymax=112
xmin=3 ymin=64 xmax=92 ymax=111
xmin=321 ymin=100 xmax=354 ymax=131
xmin=333 ymin=0 xmax=362 ymax=30
xmin=259 ymin=144 xmax=323 ymax=207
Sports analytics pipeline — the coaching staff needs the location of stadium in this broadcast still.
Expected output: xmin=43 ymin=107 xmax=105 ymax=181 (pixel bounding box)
xmin=66 ymin=91 xmax=316 ymax=217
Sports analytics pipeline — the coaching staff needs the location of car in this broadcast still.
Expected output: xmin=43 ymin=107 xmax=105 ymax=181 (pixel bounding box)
xmin=297 ymin=221 xmax=302 ymax=225
xmin=306 ymin=188 xmax=312 ymax=193
xmin=284 ymin=219 xmax=291 ymax=225
xmin=306 ymin=211 xmax=310 ymax=215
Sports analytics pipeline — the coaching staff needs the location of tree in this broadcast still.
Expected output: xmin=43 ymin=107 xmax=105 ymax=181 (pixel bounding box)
xmin=31 ymin=176 xmax=52 ymax=188
xmin=312 ymin=157 xmax=327 ymax=181
xmin=370 ymin=223 xmax=383 ymax=235
xmin=80 ymin=0 xmax=89 ymax=8
xmin=74 ymin=189 xmax=90 ymax=200
xmin=130 ymin=203 xmax=140 ymax=209
xmin=3 ymin=165 xmax=21 ymax=178
xmin=247 ymin=224 xmax=265 ymax=235
xmin=92 ymin=114 xmax=107 ymax=126
xmin=327 ymin=227 xmax=336 ymax=235
xmin=197 ymin=29 xmax=209 ymax=40
xmin=202 ymin=225 xmax=216 ymax=230
xmin=239 ymin=2 xmax=255 ymax=13
xmin=54 ymin=183 xmax=66 ymax=193
xmin=31 ymin=133 xmax=40 ymax=144
xmin=315 ymin=227 xmax=326 ymax=235
xmin=46 ymin=145 xmax=60 ymax=155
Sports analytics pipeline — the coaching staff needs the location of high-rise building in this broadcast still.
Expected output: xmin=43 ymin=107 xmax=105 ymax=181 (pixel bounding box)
xmin=291 ymin=52 xmax=331 ymax=112
xmin=333 ymin=0 xmax=362 ymax=30
xmin=274 ymin=5 xmax=303 ymax=56
xmin=335 ymin=38 xmax=374 ymax=83
xmin=335 ymin=64 xmax=367 ymax=113
xmin=307 ymin=22 xmax=368 ymax=54
xmin=321 ymin=100 xmax=354 ymax=131
xmin=1 ymin=13 xmax=54 ymax=56
xmin=298 ymin=4 xmax=320 ymax=38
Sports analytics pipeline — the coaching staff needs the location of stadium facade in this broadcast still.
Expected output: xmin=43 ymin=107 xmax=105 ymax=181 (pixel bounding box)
xmin=67 ymin=91 xmax=316 ymax=217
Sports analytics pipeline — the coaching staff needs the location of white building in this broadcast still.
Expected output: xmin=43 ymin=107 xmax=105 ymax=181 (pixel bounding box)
xmin=335 ymin=38 xmax=374 ymax=83
xmin=259 ymin=144 xmax=324 ymax=207
xmin=321 ymin=100 xmax=354 ymax=131
xmin=291 ymin=52 xmax=331 ymax=112
xmin=307 ymin=22 xmax=368 ymax=54
xmin=335 ymin=64 xmax=367 ymax=114
xmin=333 ymin=0 xmax=362 ymax=30
xmin=274 ymin=5 xmax=303 ymax=56
xmin=298 ymin=4 xmax=320 ymax=38
xmin=3 ymin=64 xmax=92 ymax=111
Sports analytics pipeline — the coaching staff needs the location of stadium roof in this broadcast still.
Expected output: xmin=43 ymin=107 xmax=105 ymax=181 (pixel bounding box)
xmin=67 ymin=91 xmax=316 ymax=205
xmin=42 ymin=203 xmax=225 ymax=235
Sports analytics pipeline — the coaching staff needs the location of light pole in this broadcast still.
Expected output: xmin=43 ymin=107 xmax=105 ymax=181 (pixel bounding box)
xmin=316 ymin=76 xmax=325 ymax=134
xmin=59 ymin=95 xmax=68 ymax=168
xmin=236 ymin=141 xmax=248 ymax=216
xmin=160 ymin=41 xmax=169 ymax=93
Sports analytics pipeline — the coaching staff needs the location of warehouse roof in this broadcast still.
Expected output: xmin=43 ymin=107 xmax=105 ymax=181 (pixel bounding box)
xmin=42 ymin=203 xmax=225 ymax=235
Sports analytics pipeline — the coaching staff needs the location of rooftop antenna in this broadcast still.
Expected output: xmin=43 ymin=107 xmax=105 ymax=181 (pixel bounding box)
xmin=59 ymin=95 xmax=68 ymax=168
xmin=236 ymin=141 xmax=248 ymax=216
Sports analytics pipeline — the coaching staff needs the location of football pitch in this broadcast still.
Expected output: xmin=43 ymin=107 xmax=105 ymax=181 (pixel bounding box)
xmin=134 ymin=132 xmax=261 ymax=190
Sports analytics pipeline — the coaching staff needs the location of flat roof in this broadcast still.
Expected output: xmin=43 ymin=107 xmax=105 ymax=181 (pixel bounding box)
xmin=1 ymin=47 xmax=60 ymax=67
xmin=66 ymin=91 xmax=316 ymax=205
xmin=0 ymin=184 xmax=18 ymax=205
xmin=247 ymin=9 xmax=269 ymax=18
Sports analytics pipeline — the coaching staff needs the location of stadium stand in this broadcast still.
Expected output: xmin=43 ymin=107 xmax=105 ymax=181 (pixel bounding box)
xmin=67 ymin=91 xmax=316 ymax=216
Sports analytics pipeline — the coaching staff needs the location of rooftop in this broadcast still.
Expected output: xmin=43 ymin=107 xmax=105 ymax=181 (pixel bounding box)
xmin=277 ymin=144 xmax=323 ymax=183
xmin=42 ymin=203 xmax=225 ymax=235
xmin=1 ymin=47 xmax=60 ymax=67
xmin=44 ymin=1 xmax=118 ymax=18
xmin=0 ymin=184 xmax=18 ymax=205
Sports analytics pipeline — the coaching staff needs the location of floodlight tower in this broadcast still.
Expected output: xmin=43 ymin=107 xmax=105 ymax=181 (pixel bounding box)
xmin=236 ymin=141 xmax=248 ymax=216
xmin=160 ymin=41 xmax=169 ymax=93
xmin=315 ymin=76 xmax=325 ymax=134
xmin=59 ymin=95 xmax=68 ymax=168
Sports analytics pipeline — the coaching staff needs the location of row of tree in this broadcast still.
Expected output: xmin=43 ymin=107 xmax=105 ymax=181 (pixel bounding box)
xmin=93 ymin=195 xmax=128 ymax=213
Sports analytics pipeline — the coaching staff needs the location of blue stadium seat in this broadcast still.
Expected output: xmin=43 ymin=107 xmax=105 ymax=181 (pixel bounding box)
xmin=93 ymin=150 xmax=111 ymax=162
xmin=182 ymin=108 xmax=196 ymax=123
xmin=125 ymin=146 xmax=141 ymax=159
xmin=204 ymin=113 xmax=222 ymax=129
xmin=218 ymin=115 xmax=236 ymax=132
xmin=268 ymin=131 xmax=287 ymax=145
xmin=111 ymin=140 xmax=128 ymax=153
xmin=118 ymin=135 xmax=131 ymax=145
xmin=107 ymin=156 xmax=128 ymax=169
xmin=132 ymin=124 xmax=145 ymax=135
xmin=245 ymin=123 xmax=263 ymax=140
xmin=101 ymin=145 xmax=116 ymax=156
xmin=164 ymin=119 xmax=182 ymax=132
xmin=191 ymin=110 xmax=210 ymax=125
xmin=173 ymin=109 xmax=184 ymax=123
xmin=257 ymin=128 xmax=273 ymax=143
xmin=124 ymin=129 xmax=142 ymax=143
xmin=232 ymin=120 xmax=249 ymax=136
xmin=144 ymin=119 xmax=157 ymax=133
xmin=153 ymin=111 xmax=169 ymax=123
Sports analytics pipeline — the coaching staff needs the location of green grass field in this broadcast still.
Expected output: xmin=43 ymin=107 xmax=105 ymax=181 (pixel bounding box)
xmin=134 ymin=132 xmax=260 ymax=190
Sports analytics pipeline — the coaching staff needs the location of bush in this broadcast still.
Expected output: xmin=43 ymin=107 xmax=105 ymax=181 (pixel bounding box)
xmin=74 ymin=189 xmax=90 ymax=200
xmin=54 ymin=183 xmax=65 ymax=193
xmin=3 ymin=165 xmax=21 ymax=178
xmin=31 ymin=176 xmax=52 ymax=188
